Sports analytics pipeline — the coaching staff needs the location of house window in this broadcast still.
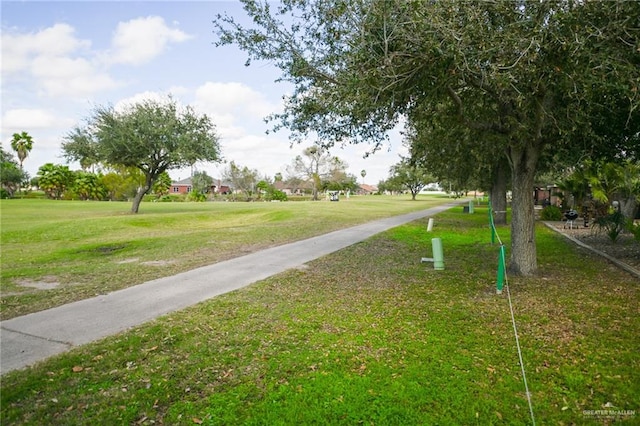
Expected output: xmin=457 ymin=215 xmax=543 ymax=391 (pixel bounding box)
xmin=172 ymin=186 xmax=180 ymax=193
xmin=187 ymin=186 xmax=192 ymax=193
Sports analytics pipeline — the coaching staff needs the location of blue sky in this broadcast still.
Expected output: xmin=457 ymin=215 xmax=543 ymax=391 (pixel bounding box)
xmin=1 ymin=1 xmax=407 ymax=184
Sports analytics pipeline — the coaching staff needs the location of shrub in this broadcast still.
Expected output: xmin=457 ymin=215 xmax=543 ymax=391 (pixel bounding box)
xmin=266 ymin=189 xmax=288 ymax=202
xmin=540 ymin=205 xmax=563 ymax=221
xmin=187 ymin=191 xmax=207 ymax=202
xmin=593 ymin=211 xmax=627 ymax=242
xmin=627 ymin=221 xmax=640 ymax=242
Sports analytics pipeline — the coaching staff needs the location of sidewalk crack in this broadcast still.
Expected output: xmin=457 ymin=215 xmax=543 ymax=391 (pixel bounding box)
xmin=1 ymin=326 xmax=73 ymax=347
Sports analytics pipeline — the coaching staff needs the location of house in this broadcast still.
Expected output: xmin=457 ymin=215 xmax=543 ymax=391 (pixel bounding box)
xmin=170 ymin=178 xmax=233 ymax=195
xmin=357 ymin=184 xmax=378 ymax=195
xmin=170 ymin=178 xmax=193 ymax=194
xmin=534 ymin=185 xmax=563 ymax=207
xmin=273 ymin=180 xmax=314 ymax=196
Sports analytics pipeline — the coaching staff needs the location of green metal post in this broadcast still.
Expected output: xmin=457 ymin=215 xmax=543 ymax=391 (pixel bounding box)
xmin=432 ymin=238 xmax=444 ymax=270
xmin=468 ymin=200 xmax=474 ymax=214
xmin=488 ymin=201 xmax=496 ymax=244
xmin=496 ymin=245 xmax=506 ymax=294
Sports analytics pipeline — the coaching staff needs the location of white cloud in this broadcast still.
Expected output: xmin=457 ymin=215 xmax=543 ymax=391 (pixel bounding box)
xmin=194 ymin=81 xmax=280 ymax=119
xmin=1 ymin=109 xmax=76 ymax=159
xmin=107 ymin=16 xmax=192 ymax=66
xmin=2 ymin=108 xmax=59 ymax=129
xmin=1 ymin=23 xmax=121 ymax=98
xmin=30 ymin=55 xmax=119 ymax=97
xmin=1 ymin=17 xmax=192 ymax=99
xmin=1 ymin=23 xmax=91 ymax=74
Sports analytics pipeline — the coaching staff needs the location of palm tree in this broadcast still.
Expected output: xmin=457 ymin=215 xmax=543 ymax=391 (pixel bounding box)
xmin=360 ymin=169 xmax=366 ymax=185
xmin=10 ymin=131 xmax=34 ymax=169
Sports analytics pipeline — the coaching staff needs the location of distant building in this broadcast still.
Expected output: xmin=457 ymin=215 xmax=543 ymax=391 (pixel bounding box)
xmin=170 ymin=178 xmax=232 ymax=195
xmin=358 ymin=184 xmax=378 ymax=195
xmin=534 ymin=185 xmax=562 ymax=207
xmin=273 ymin=180 xmax=314 ymax=196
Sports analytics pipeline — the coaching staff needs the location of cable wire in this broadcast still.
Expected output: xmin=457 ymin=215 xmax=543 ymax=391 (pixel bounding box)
xmin=490 ymin=205 xmax=536 ymax=425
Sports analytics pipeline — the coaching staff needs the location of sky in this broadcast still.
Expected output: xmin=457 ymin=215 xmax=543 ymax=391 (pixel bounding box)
xmin=1 ymin=0 xmax=408 ymax=186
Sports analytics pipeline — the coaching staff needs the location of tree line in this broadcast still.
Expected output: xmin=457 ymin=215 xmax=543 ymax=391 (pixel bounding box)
xmin=1 ymin=99 xmax=363 ymax=205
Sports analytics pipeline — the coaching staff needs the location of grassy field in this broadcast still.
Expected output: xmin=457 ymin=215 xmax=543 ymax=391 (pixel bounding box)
xmin=1 ymin=202 xmax=638 ymax=425
xmin=0 ymin=196 xmax=448 ymax=319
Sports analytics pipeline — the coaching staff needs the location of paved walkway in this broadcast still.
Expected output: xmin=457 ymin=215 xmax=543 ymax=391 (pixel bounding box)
xmin=1 ymin=201 xmax=464 ymax=374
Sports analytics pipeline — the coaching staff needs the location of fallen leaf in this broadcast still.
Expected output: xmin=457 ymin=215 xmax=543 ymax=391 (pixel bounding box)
xmin=72 ymin=366 xmax=84 ymax=373
xmin=192 ymin=418 xmax=203 ymax=424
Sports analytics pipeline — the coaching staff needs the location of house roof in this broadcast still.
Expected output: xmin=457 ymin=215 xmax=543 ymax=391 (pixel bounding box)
xmin=172 ymin=177 xmax=192 ymax=186
xmin=359 ymin=184 xmax=378 ymax=192
xmin=171 ymin=177 xmax=233 ymax=187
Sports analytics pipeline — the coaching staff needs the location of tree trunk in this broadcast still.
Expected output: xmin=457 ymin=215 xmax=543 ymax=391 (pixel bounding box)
xmin=508 ymin=143 xmax=540 ymax=276
xmin=619 ymin=197 xmax=637 ymax=221
xmin=311 ymin=173 xmax=320 ymax=201
xmin=490 ymin=161 xmax=508 ymax=225
xmin=131 ymin=174 xmax=154 ymax=214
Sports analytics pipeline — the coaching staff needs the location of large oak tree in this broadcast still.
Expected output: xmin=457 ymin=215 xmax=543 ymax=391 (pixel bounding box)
xmin=63 ymin=97 xmax=221 ymax=213
xmin=215 ymin=0 xmax=639 ymax=275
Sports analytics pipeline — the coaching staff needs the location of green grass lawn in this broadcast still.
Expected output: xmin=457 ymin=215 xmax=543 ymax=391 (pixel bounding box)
xmin=1 ymin=203 xmax=638 ymax=425
xmin=0 ymin=195 xmax=447 ymax=319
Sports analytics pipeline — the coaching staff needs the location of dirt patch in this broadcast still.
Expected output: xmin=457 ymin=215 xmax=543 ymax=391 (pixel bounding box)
xmin=545 ymin=221 xmax=640 ymax=272
xmin=141 ymin=260 xmax=176 ymax=267
xmin=16 ymin=276 xmax=60 ymax=291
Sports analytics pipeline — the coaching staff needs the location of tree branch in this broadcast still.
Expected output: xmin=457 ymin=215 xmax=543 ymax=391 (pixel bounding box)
xmin=446 ymin=86 xmax=508 ymax=135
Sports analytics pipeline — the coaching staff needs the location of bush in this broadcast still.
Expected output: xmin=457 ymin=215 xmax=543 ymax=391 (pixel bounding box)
xmin=187 ymin=191 xmax=207 ymax=202
xmin=540 ymin=205 xmax=563 ymax=221
xmin=626 ymin=221 xmax=640 ymax=243
xmin=20 ymin=191 xmax=46 ymax=199
xmin=593 ymin=211 xmax=627 ymax=242
xmin=266 ymin=189 xmax=288 ymax=202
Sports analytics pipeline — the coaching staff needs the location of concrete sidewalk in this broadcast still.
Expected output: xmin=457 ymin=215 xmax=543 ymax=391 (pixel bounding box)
xmin=1 ymin=201 xmax=463 ymax=374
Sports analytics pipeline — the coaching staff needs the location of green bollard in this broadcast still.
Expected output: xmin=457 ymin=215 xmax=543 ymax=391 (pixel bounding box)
xmin=432 ymin=238 xmax=445 ymax=270
xmin=496 ymin=245 xmax=506 ymax=294
xmin=468 ymin=200 xmax=475 ymax=214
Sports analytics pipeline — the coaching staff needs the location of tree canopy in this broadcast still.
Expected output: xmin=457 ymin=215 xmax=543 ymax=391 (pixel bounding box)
xmin=388 ymin=157 xmax=435 ymax=201
xmin=10 ymin=131 xmax=34 ymax=170
xmin=37 ymin=163 xmax=74 ymax=200
xmin=215 ymin=0 xmax=640 ymax=275
xmin=63 ymin=97 xmax=221 ymax=213
xmin=1 ymin=146 xmax=28 ymax=197
xmin=223 ymin=161 xmax=260 ymax=200
xmin=287 ymin=145 xmax=346 ymax=200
